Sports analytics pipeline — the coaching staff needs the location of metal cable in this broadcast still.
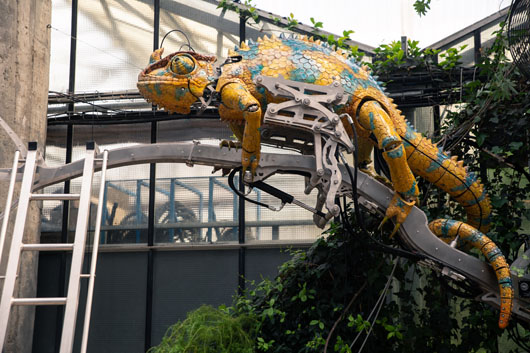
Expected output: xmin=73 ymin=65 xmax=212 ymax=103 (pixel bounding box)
xmin=350 ymin=258 xmax=399 ymax=352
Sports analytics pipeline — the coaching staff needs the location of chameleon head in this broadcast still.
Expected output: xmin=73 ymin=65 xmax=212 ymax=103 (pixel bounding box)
xmin=137 ymin=48 xmax=217 ymax=114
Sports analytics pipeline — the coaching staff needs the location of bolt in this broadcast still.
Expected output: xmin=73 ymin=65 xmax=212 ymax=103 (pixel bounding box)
xmin=336 ymin=93 xmax=343 ymax=100
xmin=333 ymin=179 xmax=339 ymax=184
xmin=269 ymin=108 xmax=276 ymax=114
xmin=295 ymin=97 xmax=301 ymax=102
xmin=521 ymin=282 xmax=529 ymax=292
xmin=317 ymin=168 xmax=324 ymax=176
xmin=256 ymin=76 xmax=262 ymax=83
xmin=303 ymin=98 xmax=310 ymax=105
xmin=275 ymin=83 xmax=280 ymax=88
xmin=327 ymin=98 xmax=332 ymax=103
xmin=314 ymin=126 xmax=320 ymax=131
xmin=333 ymin=82 xmax=339 ymax=87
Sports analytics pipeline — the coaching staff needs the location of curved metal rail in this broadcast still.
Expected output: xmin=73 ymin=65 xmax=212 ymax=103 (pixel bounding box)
xmin=0 ymin=141 xmax=528 ymax=325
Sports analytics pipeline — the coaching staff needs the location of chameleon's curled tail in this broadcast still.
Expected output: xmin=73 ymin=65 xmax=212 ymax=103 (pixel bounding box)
xmin=403 ymin=125 xmax=492 ymax=233
xmin=428 ymin=219 xmax=513 ymax=329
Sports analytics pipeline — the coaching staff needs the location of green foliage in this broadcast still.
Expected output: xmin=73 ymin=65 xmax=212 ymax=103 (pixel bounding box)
xmin=228 ymin=211 xmax=526 ymax=353
xmin=413 ymin=0 xmax=432 ymax=16
xmin=232 ymin=215 xmax=405 ymax=352
xmin=367 ymin=39 xmax=466 ymax=78
xmin=148 ymin=305 xmax=257 ymax=353
xmin=433 ymin=23 xmax=530 ymax=261
xmin=286 ymin=13 xmax=298 ymax=30
xmin=439 ymin=45 xmax=468 ymax=69
xmin=309 ymin=17 xmax=323 ymax=29
xmin=217 ymin=0 xmax=260 ymax=23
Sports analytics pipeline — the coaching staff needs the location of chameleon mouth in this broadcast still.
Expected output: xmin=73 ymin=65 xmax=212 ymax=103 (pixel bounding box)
xmin=137 ymin=78 xmax=194 ymax=114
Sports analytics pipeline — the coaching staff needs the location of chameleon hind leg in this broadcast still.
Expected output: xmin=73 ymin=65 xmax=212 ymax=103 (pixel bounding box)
xmin=429 ymin=219 xmax=513 ymax=329
xmin=357 ymin=100 xmax=419 ymax=237
xmin=218 ymin=82 xmax=262 ymax=176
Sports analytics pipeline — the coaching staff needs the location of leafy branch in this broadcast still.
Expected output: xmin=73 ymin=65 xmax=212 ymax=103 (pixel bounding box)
xmin=413 ymin=0 xmax=432 ymax=16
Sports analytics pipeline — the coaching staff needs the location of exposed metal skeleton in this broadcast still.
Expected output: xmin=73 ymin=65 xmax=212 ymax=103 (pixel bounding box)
xmin=0 ymin=76 xmax=529 ymax=338
xmin=1 ymin=140 xmax=528 ymax=326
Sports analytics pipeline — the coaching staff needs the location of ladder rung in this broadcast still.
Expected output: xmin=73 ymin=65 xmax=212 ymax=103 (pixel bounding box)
xmin=80 ymin=274 xmax=91 ymax=278
xmin=0 ymin=275 xmax=18 ymax=280
xmin=21 ymin=243 xmax=74 ymax=251
xmin=30 ymin=193 xmax=80 ymax=201
xmin=12 ymin=297 xmax=67 ymax=306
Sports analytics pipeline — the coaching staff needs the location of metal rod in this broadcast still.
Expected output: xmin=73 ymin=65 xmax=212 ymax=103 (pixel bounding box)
xmin=239 ymin=12 xmax=246 ymax=43
xmin=0 ymin=151 xmax=20 ymax=267
xmin=81 ymin=150 xmax=108 ymax=353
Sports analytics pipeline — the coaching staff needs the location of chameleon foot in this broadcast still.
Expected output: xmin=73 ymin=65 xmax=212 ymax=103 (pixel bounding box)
xmin=359 ymin=165 xmax=393 ymax=189
xmin=379 ymin=194 xmax=415 ymax=238
xmin=211 ymin=166 xmax=232 ymax=176
xmin=241 ymin=148 xmax=259 ymax=179
xmin=219 ymin=140 xmax=241 ymax=150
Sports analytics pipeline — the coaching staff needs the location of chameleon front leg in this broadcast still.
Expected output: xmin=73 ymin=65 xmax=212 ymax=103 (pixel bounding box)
xmin=357 ymin=100 xmax=419 ymax=237
xmin=219 ymin=82 xmax=262 ymax=176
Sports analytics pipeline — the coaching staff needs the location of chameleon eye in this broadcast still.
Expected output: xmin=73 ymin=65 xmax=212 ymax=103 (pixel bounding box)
xmin=170 ymin=54 xmax=195 ymax=75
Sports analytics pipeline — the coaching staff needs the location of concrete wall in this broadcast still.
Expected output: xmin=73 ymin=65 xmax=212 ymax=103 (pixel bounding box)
xmin=0 ymin=0 xmax=52 ymax=352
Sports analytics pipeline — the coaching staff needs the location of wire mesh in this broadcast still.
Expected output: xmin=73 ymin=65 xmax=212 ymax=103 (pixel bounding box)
xmin=508 ymin=0 xmax=530 ymax=78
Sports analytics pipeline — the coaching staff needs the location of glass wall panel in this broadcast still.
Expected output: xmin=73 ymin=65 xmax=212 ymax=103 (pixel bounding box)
xmin=154 ymin=165 xmax=239 ymax=244
xmin=156 ymin=118 xmax=231 ymax=143
xmin=245 ymin=173 xmax=321 ymax=241
xmin=152 ymin=167 xmax=321 ymax=244
xmin=49 ymin=0 xmax=72 ymax=93
xmin=62 ymin=124 xmax=152 ymax=244
xmin=41 ymin=125 xmax=69 ymax=242
xmin=160 ymin=0 xmax=241 ymax=60
xmin=75 ymin=0 xmax=154 ymax=91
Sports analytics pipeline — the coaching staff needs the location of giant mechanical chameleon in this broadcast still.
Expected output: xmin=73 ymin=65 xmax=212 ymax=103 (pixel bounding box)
xmin=137 ymin=34 xmax=513 ymax=328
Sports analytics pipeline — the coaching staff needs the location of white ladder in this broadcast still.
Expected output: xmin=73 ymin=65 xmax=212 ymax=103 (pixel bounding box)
xmin=0 ymin=141 xmax=109 ymax=353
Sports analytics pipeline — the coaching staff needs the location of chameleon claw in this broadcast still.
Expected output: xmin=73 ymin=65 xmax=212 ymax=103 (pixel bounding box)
xmin=379 ymin=216 xmax=389 ymax=230
xmin=389 ymin=223 xmax=401 ymax=239
xmin=220 ymin=140 xmax=241 ymax=151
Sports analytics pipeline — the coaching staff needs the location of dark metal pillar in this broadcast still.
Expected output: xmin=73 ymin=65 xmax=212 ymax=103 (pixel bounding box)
xmin=473 ymin=29 xmax=488 ymax=184
xmin=473 ymin=29 xmax=482 ymax=65
xmin=144 ymin=1 xmax=159 ymax=351
xmin=55 ymin=0 xmax=78 ymax=349
xmin=238 ymin=172 xmax=246 ymax=295
xmin=237 ymin=9 xmax=247 ymax=295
